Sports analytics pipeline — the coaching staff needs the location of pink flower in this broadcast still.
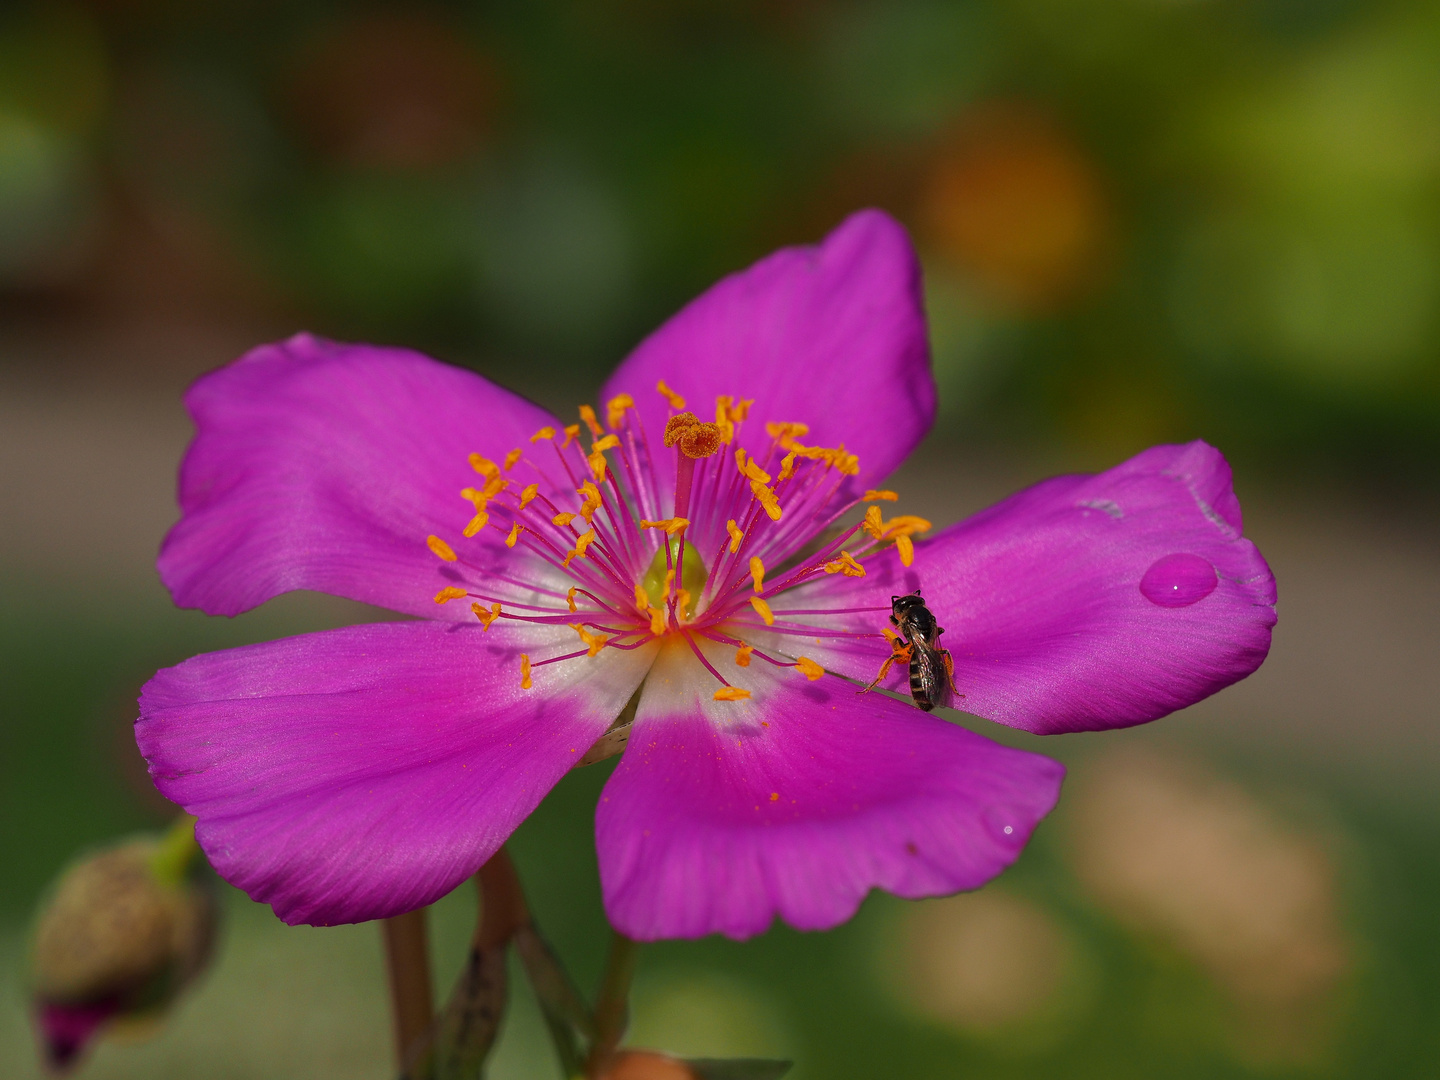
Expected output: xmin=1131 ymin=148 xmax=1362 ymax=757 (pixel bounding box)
xmin=137 ymin=210 xmax=1276 ymax=939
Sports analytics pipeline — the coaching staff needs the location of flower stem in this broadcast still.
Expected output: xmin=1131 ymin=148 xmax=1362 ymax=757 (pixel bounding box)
xmin=585 ymin=932 xmax=640 ymax=1078
xmin=382 ymin=908 xmax=434 ymax=1070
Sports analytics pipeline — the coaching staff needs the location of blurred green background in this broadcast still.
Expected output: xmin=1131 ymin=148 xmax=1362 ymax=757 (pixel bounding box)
xmin=2 ymin=0 xmax=1439 ymax=1076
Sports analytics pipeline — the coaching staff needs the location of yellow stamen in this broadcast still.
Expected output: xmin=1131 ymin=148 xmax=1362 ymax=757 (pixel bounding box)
xmin=778 ymin=451 xmax=797 ymax=481
xmin=735 ymin=643 xmax=753 ymax=667
xmin=588 ymin=451 xmax=608 ymax=483
xmin=794 ymin=656 xmax=824 ymax=681
xmin=729 ymin=398 xmax=753 ymax=422
xmin=713 ymin=687 xmax=751 ymax=701
xmin=563 ymin=529 xmax=597 ymax=566
xmin=433 ymin=586 xmax=467 ymax=604
xmin=750 ymin=596 xmax=775 ymax=626
xmin=471 ymin=601 xmax=502 ymax=630
xmin=648 ymin=606 xmax=666 ymax=636
xmin=427 ymin=535 xmax=458 ymax=562
xmin=881 ymin=514 xmax=933 ymax=538
xmin=463 ymin=511 xmax=489 ymax=537
xmin=633 ymin=584 xmax=651 ymax=616
xmin=726 ymin=519 xmax=743 ymax=553
xmin=765 ymin=421 xmax=810 ymax=449
xmin=861 ymin=505 xmax=885 ymax=540
xmin=579 ymin=405 xmax=603 ymax=438
xmin=567 ymin=587 xmax=578 ymax=613
xmin=895 ymin=534 xmax=915 ymax=567
xmin=656 ymin=379 xmax=686 ymax=409
xmin=823 ymin=550 xmax=866 ymax=577
xmin=561 ymin=424 xmax=581 ymax=448
xmin=531 ymin=426 xmax=556 ymax=443
xmin=519 ymin=483 xmax=539 ymax=509
xmin=606 ymin=394 xmax=634 ymax=430
xmin=591 ymin=434 xmax=620 ymax=453
xmin=751 ymin=482 xmax=783 ymax=521
xmin=735 ymin=449 xmax=771 ymax=485
xmin=864 ymin=489 xmax=899 ymax=502
xmin=505 ymin=523 xmax=522 ymax=548
xmin=520 ymin=654 xmax=532 ymax=690
xmin=674 ymin=588 xmax=691 ymax=612
xmin=503 ymin=448 xmax=523 ymax=471
xmin=468 ymin=453 xmax=499 ymax=479
xmin=661 ymin=568 xmax=675 ymax=601
xmin=461 ymin=486 xmax=488 ymax=510
xmin=553 ymin=512 xmax=576 ymax=526
xmin=571 ymin=623 xmax=609 ymax=657
xmin=577 ymin=481 xmax=602 ymax=522
xmin=639 ymin=517 xmax=690 ymax=536
xmin=749 ymin=556 xmax=765 ymax=594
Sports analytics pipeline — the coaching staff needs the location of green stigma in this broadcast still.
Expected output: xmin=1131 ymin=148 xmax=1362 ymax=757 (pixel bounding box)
xmin=641 ymin=536 xmax=707 ymax=619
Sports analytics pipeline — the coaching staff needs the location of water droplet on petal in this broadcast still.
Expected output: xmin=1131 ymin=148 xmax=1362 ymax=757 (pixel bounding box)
xmin=1140 ymin=553 xmax=1218 ymax=607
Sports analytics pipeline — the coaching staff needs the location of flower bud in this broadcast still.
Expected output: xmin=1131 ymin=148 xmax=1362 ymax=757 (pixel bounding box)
xmin=28 ymin=817 xmax=216 ymax=1072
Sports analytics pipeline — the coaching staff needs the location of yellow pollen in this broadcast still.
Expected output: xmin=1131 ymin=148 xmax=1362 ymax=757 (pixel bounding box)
xmin=471 ymin=601 xmax=502 ymax=629
xmin=750 ymin=596 xmax=775 ymax=626
xmin=751 ymin=482 xmax=783 ymax=522
xmin=770 ymin=792 xmax=779 ymax=801
xmin=519 ymin=484 xmax=539 ymax=509
xmin=881 ymin=514 xmax=933 ymax=538
xmin=461 ymin=487 xmax=487 ymax=510
xmin=823 ymin=550 xmax=866 ymax=577
xmin=505 ymin=523 xmax=522 ymax=548
xmin=605 ymin=394 xmax=634 ymax=430
xmin=577 ymin=481 xmax=602 ymax=522
xmin=553 ymin=511 xmax=576 ymax=526
xmin=661 ymin=567 xmax=675 ymax=601
xmin=648 ymin=606 xmax=666 ymax=636
xmin=503 ymin=448 xmax=523 ymax=471
xmin=735 ymin=642 xmax=753 ymax=667
xmin=463 ymin=511 xmax=488 ymax=537
xmin=530 ymin=426 xmax=556 ymax=443
xmin=427 ymin=535 xmax=458 ymax=562
xmin=656 ymin=379 xmax=686 ymax=409
xmin=468 ymin=453 xmax=499 ymax=478
xmin=520 ymin=654 xmax=532 ymax=690
xmin=562 ymin=529 xmax=597 ymax=566
xmin=633 ymin=584 xmax=650 ymax=616
xmin=778 ymin=451 xmax=797 ymax=481
xmin=794 ymin=656 xmax=825 ymax=681
xmin=561 ymin=424 xmax=582 ymax=448
xmin=726 ymin=519 xmax=743 ymax=553
xmin=433 ymin=586 xmax=467 ymax=604
xmin=862 ymin=505 xmax=885 ymax=539
xmin=571 ymin=623 xmax=609 ymax=657
xmin=735 ymin=449 xmax=771 ymax=484
xmin=895 ymin=534 xmax=915 ymax=567
xmin=673 ymin=588 xmax=691 ymax=612
xmin=729 ymin=398 xmax=753 ymax=422
xmin=587 ymin=451 xmax=608 ymax=483
xmin=713 ymin=687 xmax=751 ymax=701
xmin=764 ymin=421 xmax=810 ymax=449
xmin=864 ymin=489 xmax=899 ymax=502
xmin=749 ymin=556 xmax=765 ymax=593
xmin=639 ymin=517 xmax=690 ymax=536
xmin=883 ymin=626 xmax=904 ymax=646
xmin=579 ymin=405 xmax=603 ymax=438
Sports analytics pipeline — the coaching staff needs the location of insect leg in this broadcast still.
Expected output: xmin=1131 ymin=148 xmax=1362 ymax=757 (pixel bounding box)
xmin=858 ymin=640 xmax=912 ymax=694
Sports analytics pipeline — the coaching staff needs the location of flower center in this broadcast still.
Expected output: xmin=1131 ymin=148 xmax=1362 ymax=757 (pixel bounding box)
xmin=421 ymin=380 xmax=935 ymax=701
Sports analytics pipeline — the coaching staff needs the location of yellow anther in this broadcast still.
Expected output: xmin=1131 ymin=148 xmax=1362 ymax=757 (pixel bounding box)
xmin=553 ymin=511 xmax=576 ymax=527
xmin=505 ymin=523 xmax=522 ymax=548
xmin=765 ymin=421 xmax=810 ymax=449
xmin=778 ymin=451 xmax=797 ymax=481
xmin=633 ymin=583 xmax=651 ymax=616
xmin=734 ymin=642 xmax=753 ymax=667
xmin=463 ymin=511 xmax=489 ymax=537
xmin=726 ymin=519 xmax=743 ymax=553
xmin=561 ymin=424 xmax=582 ymax=448
xmin=713 ymin=396 xmax=735 ymax=443
xmin=656 ymin=379 xmax=686 ymax=410
xmin=503 ymin=448 xmax=523 ymax=471
xmin=571 ymin=623 xmax=609 ymax=657
xmin=751 ymin=482 xmax=783 ymax=522
xmin=750 ymin=595 xmax=775 ymax=626
xmin=520 ymin=654 xmax=532 ymax=690
xmin=482 ymin=476 xmax=509 ymax=499
xmin=519 ymin=483 xmax=539 ymax=509
xmin=577 ymin=481 xmax=602 ymax=522
xmin=591 ymin=434 xmax=620 ymax=453
xmin=427 ymin=535 xmax=458 ymax=562
xmin=862 ymin=505 xmax=885 ymax=539
xmin=896 ymin=534 xmax=915 ymax=567
xmin=735 ymin=449 xmax=771 ymax=485
xmin=648 ymin=606 xmax=666 ymax=636
xmin=661 ymin=568 xmax=675 ymax=601
xmin=471 ymin=601 xmax=501 ymax=630
xmin=579 ymin=405 xmax=603 ymax=438
xmin=639 ymin=517 xmax=690 ymax=536
xmin=864 ymin=489 xmax=899 ymax=502
xmin=588 ymin=450 xmax=608 ymax=483
xmin=794 ymin=656 xmax=824 ymax=681
xmin=606 ymin=394 xmax=634 ymax=430
xmin=823 ymin=550 xmax=866 ymax=578
xmin=674 ymin=588 xmax=692 ymax=612
xmin=433 ymin=586 xmax=467 ymax=604
xmin=567 ymin=587 xmax=579 ymax=613
xmin=749 ymin=556 xmax=765 ymax=594
xmin=728 ymin=398 xmax=754 ymax=422
xmin=530 ymin=426 xmax=556 ymax=443
xmin=713 ymin=687 xmax=751 ymax=701
xmin=461 ymin=487 xmax=487 ymax=510
xmin=881 ymin=514 xmax=933 ymax=538
xmin=833 ymin=446 xmax=860 ymax=475
xmin=563 ymin=529 xmax=597 ymax=566
xmin=468 ymin=453 xmax=499 ymax=479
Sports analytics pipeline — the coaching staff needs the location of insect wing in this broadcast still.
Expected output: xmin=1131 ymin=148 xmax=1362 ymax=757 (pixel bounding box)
xmin=907 ymin=640 xmax=949 ymax=711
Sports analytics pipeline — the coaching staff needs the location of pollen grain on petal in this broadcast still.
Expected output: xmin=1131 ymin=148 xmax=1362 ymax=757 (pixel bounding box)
xmin=433 ymin=586 xmax=468 ymax=604
xmin=656 ymin=379 xmax=686 ymax=410
xmin=427 ymin=535 xmax=458 ymax=562
xmin=519 ymin=483 xmax=539 ymax=509
xmin=794 ymin=656 xmax=825 ymax=681
xmin=726 ymin=519 xmax=743 ymax=553
xmin=579 ymin=405 xmax=603 ymax=438
xmin=749 ymin=556 xmax=765 ymax=593
xmin=605 ymin=394 xmax=634 ymax=430
xmin=530 ymin=425 xmax=556 ymax=443
xmin=520 ymin=654 xmax=532 ymax=690
xmin=864 ymin=489 xmax=899 ymax=502
xmin=713 ymin=687 xmax=751 ymax=701
xmin=505 ymin=523 xmax=522 ymax=548
xmin=750 ymin=596 xmax=775 ymax=626
xmin=734 ymin=642 xmax=753 ymax=667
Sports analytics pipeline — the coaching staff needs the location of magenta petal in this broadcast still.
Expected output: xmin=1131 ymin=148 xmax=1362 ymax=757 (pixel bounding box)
xmin=789 ymin=440 xmax=1277 ymax=734
xmin=159 ymin=334 xmax=564 ymax=618
xmin=137 ymin=621 xmax=655 ymax=925
xmin=596 ymin=642 xmax=1063 ymax=941
xmin=600 ymin=209 xmax=935 ymax=501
